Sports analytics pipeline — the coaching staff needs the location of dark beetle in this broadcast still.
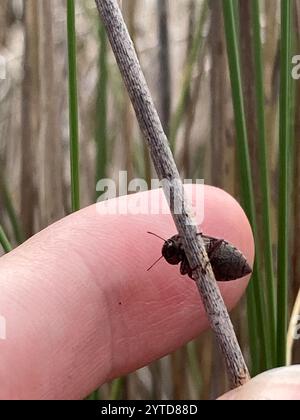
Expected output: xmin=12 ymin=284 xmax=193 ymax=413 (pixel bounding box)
xmin=148 ymin=232 xmax=252 ymax=282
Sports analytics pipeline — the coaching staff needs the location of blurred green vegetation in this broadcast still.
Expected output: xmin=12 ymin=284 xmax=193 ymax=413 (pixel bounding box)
xmin=0 ymin=0 xmax=299 ymax=400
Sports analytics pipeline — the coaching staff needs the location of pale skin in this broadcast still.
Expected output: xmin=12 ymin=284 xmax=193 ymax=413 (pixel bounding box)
xmin=0 ymin=185 xmax=299 ymax=400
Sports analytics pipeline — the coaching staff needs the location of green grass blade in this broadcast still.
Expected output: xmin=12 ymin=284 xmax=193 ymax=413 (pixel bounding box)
xmin=67 ymin=0 xmax=80 ymax=212
xmin=95 ymin=22 xmax=108 ymax=194
xmin=85 ymin=389 xmax=100 ymax=400
xmin=222 ymin=0 xmax=272 ymax=370
xmin=277 ymin=0 xmax=292 ymax=367
xmin=0 ymin=225 xmax=13 ymax=253
xmin=246 ymin=281 xmax=260 ymax=375
xmin=1 ymin=180 xmax=25 ymax=244
xmin=109 ymin=378 xmax=125 ymax=400
xmin=187 ymin=341 xmax=202 ymax=395
xmin=251 ymin=0 xmax=277 ymax=365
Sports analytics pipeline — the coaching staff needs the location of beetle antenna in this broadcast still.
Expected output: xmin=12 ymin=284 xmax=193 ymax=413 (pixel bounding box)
xmin=147 ymin=232 xmax=166 ymax=241
xmin=147 ymin=255 xmax=164 ymax=272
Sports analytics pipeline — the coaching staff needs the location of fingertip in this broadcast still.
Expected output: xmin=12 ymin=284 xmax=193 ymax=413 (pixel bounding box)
xmin=0 ymin=184 xmax=254 ymax=399
xmin=219 ymin=366 xmax=300 ymax=400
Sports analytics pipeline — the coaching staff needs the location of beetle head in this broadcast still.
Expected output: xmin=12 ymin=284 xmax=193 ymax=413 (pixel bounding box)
xmin=162 ymin=239 xmax=181 ymax=265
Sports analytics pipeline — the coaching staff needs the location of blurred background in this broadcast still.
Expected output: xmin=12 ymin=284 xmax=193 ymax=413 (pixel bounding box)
xmin=0 ymin=0 xmax=299 ymax=400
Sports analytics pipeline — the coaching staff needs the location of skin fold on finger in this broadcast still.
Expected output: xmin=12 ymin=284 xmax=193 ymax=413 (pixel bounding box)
xmin=0 ymin=185 xmax=254 ymax=400
xmin=219 ymin=366 xmax=300 ymax=400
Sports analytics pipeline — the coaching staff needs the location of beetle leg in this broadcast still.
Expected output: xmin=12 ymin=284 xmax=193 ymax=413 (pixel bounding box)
xmin=180 ymin=258 xmax=189 ymax=276
xmin=186 ymin=264 xmax=199 ymax=280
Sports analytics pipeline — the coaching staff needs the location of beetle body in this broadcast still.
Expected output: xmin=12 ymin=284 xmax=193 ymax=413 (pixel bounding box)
xmin=162 ymin=234 xmax=252 ymax=282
